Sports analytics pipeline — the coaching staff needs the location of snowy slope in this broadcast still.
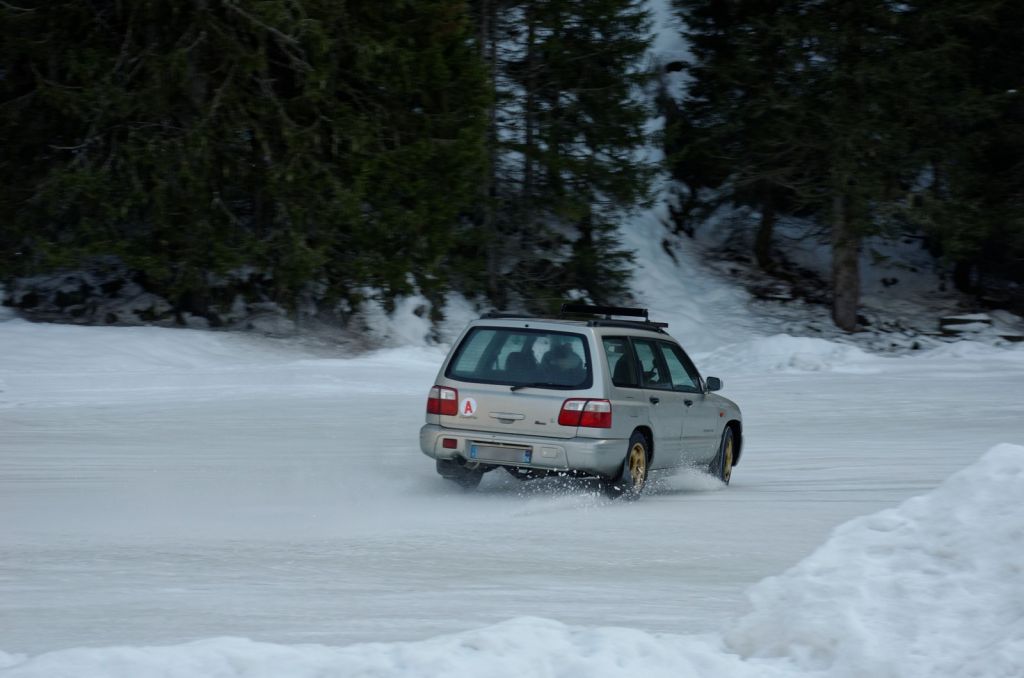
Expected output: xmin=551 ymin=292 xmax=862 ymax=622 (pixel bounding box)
xmin=637 ymin=2 xmax=1024 ymax=352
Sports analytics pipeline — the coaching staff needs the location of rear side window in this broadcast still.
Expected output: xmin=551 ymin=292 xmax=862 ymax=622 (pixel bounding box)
xmin=603 ymin=337 xmax=639 ymax=388
xmin=446 ymin=327 xmax=592 ymax=389
xmin=449 ymin=328 xmax=496 ymax=374
xmin=633 ymin=338 xmax=672 ymax=390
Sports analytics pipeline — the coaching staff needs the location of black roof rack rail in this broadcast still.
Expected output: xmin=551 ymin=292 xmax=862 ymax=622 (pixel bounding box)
xmin=559 ymin=303 xmax=668 ymax=330
xmin=480 ymin=311 xmax=536 ymax=320
xmin=560 ymin=303 xmax=648 ymax=319
xmin=479 ymin=304 xmax=668 ymax=332
xmin=585 ymin=319 xmax=669 ymax=332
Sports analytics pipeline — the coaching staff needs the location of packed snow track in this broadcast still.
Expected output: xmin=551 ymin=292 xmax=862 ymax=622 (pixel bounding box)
xmin=1 ymin=319 xmax=1022 ymax=677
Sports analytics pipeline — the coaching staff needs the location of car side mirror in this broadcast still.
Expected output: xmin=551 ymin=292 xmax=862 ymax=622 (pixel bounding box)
xmin=705 ymin=376 xmax=723 ymax=392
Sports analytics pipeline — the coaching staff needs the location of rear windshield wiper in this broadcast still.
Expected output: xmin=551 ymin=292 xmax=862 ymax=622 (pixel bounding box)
xmin=510 ymin=382 xmax=569 ymax=392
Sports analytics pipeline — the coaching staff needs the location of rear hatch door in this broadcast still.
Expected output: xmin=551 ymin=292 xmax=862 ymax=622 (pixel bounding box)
xmin=439 ymin=382 xmax=578 ymax=438
xmin=437 ymin=324 xmax=594 ymax=439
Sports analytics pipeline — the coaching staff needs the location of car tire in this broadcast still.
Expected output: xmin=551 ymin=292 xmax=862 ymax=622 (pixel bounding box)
xmin=603 ymin=431 xmax=649 ymax=500
xmin=709 ymin=426 xmax=735 ymax=485
xmin=436 ymin=459 xmax=484 ymax=489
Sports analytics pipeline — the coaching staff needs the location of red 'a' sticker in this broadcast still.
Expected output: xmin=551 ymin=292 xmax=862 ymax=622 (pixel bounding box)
xmin=460 ymin=398 xmax=477 ymax=416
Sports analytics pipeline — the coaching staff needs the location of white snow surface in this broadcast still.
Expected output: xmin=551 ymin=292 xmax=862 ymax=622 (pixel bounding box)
xmin=10 ymin=442 xmax=1022 ymax=678
xmin=3 ymin=305 xmax=1024 ymax=676
xmin=11 ymin=444 xmax=1021 ymax=678
xmin=728 ymin=442 xmax=1024 ymax=678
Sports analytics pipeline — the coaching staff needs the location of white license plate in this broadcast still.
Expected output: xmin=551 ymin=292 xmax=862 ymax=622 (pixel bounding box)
xmin=469 ymin=445 xmax=532 ymax=464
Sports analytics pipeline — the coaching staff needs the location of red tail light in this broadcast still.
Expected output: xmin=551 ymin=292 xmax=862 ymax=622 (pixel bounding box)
xmin=558 ymin=399 xmax=612 ymax=428
xmin=427 ymin=386 xmax=458 ymax=416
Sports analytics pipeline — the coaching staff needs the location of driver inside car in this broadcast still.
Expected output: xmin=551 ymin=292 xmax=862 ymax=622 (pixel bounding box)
xmin=542 ymin=340 xmax=584 ymax=383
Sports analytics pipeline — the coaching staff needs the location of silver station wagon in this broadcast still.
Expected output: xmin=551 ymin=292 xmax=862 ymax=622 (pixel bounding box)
xmin=419 ymin=304 xmax=743 ymax=498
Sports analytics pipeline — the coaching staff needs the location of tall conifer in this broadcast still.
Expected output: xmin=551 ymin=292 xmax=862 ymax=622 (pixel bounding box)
xmin=673 ymin=0 xmax=918 ymax=330
xmin=0 ymin=1 xmax=487 ymax=318
xmin=471 ymin=0 xmax=653 ymax=310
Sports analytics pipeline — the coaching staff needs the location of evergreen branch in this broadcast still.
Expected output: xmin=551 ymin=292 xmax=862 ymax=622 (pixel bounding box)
xmin=212 ymin=193 xmax=243 ymax=226
xmin=227 ymin=2 xmax=312 ymax=74
xmin=111 ymin=23 xmax=134 ymax=77
xmin=83 ymin=0 xmax=120 ymax=40
xmin=257 ymin=77 xmax=297 ymax=130
xmin=203 ymin=66 xmax=236 ymax=124
xmin=30 ymin=65 xmax=85 ymax=91
xmin=0 ymin=88 xmax=37 ymax=110
xmin=48 ymin=140 xmax=95 ymax=151
xmin=0 ymin=1 xmax=35 ymax=11
xmin=221 ymin=0 xmax=300 ymax=47
xmin=180 ymin=29 xmax=208 ymax=54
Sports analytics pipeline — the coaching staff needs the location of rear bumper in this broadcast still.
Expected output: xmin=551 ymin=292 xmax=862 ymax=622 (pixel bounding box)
xmin=419 ymin=424 xmax=627 ymax=477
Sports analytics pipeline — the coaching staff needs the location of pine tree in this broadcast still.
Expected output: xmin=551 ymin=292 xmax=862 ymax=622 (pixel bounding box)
xmin=0 ymin=1 xmax=488 ymax=320
xmin=669 ymin=0 xmax=808 ymax=272
xmin=330 ymin=0 xmax=489 ymax=308
xmin=898 ymin=0 xmax=1024 ymax=297
xmin=673 ymin=0 xmax=1024 ymax=323
xmin=798 ymin=2 xmax=918 ymax=330
xmin=673 ymin=1 xmax=919 ymax=330
xmin=471 ymin=0 xmax=653 ymax=311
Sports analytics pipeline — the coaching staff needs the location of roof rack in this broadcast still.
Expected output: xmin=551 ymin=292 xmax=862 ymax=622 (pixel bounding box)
xmin=480 ymin=311 xmax=534 ymax=320
xmin=559 ymin=303 xmax=669 ymax=330
xmin=559 ymin=303 xmax=648 ymax=319
xmin=479 ymin=304 xmax=668 ymax=332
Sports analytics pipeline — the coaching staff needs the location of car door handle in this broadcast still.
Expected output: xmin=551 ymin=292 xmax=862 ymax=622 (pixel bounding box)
xmin=649 ymin=397 xmax=660 ymax=404
xmin=684 ymin=399 xmax=693 ymax=407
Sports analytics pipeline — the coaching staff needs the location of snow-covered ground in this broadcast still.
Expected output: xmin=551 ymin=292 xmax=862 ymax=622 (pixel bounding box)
xmin=2 ymin=290 xmax=1023 ymax=676
xmin=2 ymin=5 xmax=1023 ymax=672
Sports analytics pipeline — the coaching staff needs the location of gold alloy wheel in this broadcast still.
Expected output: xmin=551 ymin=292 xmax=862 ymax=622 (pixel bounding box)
xmin=628 ymin=441 xmax=647 ymax=490
xmin=722 ymin=434 xmax=734 ymax=483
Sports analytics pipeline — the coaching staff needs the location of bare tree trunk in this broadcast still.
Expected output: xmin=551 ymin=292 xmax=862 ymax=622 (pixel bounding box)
xmin=831 ymin=193 xmax=860 ymax=331
xmin=477 ymin=0 xmax=502 ymax=305
xmin=523 ymin=15 xmax=536 ymax=208
xmin=952 ymin=260 xmax=977 ymax=294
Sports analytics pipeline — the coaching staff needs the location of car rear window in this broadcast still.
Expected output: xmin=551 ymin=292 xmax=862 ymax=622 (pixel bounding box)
xmin=445 ymin=327 xmax=592 ymax=389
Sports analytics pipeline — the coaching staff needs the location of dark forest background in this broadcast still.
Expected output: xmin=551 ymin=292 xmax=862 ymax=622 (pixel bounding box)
xmin=2 ymin=0 xmax=1022 ymax=332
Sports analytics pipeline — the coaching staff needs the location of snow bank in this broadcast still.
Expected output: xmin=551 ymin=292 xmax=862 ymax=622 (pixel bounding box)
xmin=727 ymin=442 xmax=1024 ymax=678
xmin=0 ymin=622 xmax=761 ymax=678
xmin=3 ymin=444 xmax=1021 ymax=678
xmin=695 ymin=332 xmax=1024 ymax=376
xmin=697 ymin=333 xmax=880 ymax=374
xmin=919 ymin=339 xmax=1024 ymax=362
xmin=357 ymin=293 xmax=480 ymax=349
xmin=0 ymin=318 xmax=305 ymax=408
xmin=0 ymin=318 xmax=297 ymax=373
xmin=357 ymin=294 xmax=436 ymax=348
xmin=0 ymin=318 xmax=444 ymax=408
